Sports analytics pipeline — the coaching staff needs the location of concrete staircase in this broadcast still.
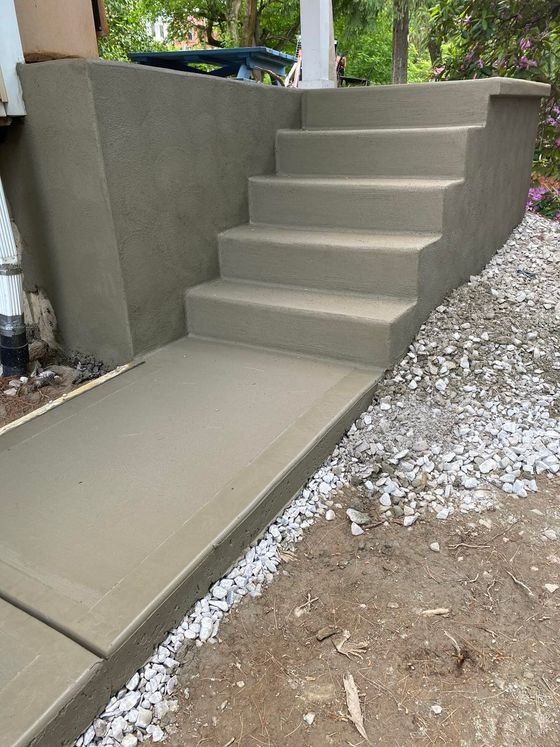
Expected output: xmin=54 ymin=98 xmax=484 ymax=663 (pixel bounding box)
xmin=185 ymin=81 xmax=536 ymax=368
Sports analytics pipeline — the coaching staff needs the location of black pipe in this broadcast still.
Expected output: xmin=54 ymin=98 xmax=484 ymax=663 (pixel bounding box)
xmin=0 ymin=317 xmax=28 ymax=377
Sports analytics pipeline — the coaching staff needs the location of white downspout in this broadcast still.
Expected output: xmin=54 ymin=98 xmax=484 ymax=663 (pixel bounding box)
xmin=0 ymin=0 xmax=28 ymax=375
xmin=0 ymin=177 xmax=27 ymax=375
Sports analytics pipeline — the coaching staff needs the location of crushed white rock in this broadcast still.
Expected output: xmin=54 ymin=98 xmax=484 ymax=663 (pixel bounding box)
xmin=76 ymin=213 xmax=559 ymax=746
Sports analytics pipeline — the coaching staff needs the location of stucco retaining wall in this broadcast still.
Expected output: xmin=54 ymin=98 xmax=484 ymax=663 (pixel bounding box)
xmin=0 ymin=60 xmax=301 ymax=363
xmin=0 ymin=65 xmax=545 ymax=364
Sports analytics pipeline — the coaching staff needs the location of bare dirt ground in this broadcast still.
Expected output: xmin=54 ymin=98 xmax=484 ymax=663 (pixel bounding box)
xmin=166 ymin=478 xmax=560 ymax=747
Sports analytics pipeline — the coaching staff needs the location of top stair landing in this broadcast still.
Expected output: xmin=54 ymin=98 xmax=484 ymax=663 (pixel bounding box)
xmin=302 ymin=77 xmax=546 ymax=130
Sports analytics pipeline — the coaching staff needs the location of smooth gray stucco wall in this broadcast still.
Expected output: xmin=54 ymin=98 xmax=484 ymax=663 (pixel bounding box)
xmin=416 ymin=93 xmax=541 ymax=320
xmin=0 ymin=60 xmax=301 ymax=363
xmin=0 ymin=62 xmax=134 ymax=364
xmin=88 ymin=62 xmax=300 ymax=356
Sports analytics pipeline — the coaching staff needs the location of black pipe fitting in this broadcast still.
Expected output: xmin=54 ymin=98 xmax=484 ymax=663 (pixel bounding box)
xmin=1 ymin=329 xmax=28 ymax=377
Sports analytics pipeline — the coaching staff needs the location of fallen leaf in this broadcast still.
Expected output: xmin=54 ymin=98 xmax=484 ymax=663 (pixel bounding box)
xmin=343 ymin=673 xmax=368 ymax=741
xmin=332 ymin=630 xmax=368 ymax=660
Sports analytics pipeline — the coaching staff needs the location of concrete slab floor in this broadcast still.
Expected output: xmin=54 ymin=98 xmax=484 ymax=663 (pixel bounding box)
xmin=0 ymin=336 xmax=381 ymax=745
xmin=0 ymin=599 xmax=100 ymax=747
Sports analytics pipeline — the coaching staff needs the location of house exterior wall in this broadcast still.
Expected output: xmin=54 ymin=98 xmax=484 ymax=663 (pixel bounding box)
xmin=14 ymin=0 xmax=100 ymax=61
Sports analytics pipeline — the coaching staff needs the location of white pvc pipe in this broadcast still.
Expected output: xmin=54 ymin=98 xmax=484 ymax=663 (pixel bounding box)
xmin=0 ymin=177 xmax=17 ymax=262
xmin=0 ymin=270 xmax=22 ymax=317
xmin=0 ymin=175 xmax=23 ymax=317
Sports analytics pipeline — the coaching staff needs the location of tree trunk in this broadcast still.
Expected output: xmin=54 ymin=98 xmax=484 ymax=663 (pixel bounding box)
xmin=392 ymin=0 xmax=409 ymax=84
xmin=427 ymin=36 xmax=441 ymax=66
xmin=243 ymin=0 xmax=258 ymax=46
xmin=227 ymin=0 xmax=243 ymax=45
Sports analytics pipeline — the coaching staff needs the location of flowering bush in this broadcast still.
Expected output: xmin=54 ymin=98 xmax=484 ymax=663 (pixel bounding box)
xmin=527 ymin=177 xmax=560 ymax=221
xmin=430 ymin=0 xmax=560 ymax=201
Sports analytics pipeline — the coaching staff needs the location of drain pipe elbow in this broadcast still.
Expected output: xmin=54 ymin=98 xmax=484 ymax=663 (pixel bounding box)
xmin=0 ymin=176 xmax=28 ymax=376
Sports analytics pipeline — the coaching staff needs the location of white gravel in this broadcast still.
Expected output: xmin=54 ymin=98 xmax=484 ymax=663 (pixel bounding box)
xmin=75 ymin=213 xmax=560 ymax=746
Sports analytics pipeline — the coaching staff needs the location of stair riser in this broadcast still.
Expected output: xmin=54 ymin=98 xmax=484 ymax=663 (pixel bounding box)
xmin=219 ymin=237 xmax=420 ymax=296
xmin=249 ymin=181 xmax=449 ymax=232
xmin=303 ymin=84 xmax=490 ymax=129
xmin=186 ymin=295 xmax=414 ymax=367
xmin=276 ymin=129 xmax=470 ymax=178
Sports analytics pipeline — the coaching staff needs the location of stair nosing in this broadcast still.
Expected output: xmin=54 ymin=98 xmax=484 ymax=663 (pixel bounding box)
xmin=219 ymin=224 xmax=442 ymax=247
xmin=277 ymin=124 xmax=484 ymax=137
xmin=249 ymin=175 xmax=464 ymax=189
xmin=188 ymin=279 xmax=417 ymax=324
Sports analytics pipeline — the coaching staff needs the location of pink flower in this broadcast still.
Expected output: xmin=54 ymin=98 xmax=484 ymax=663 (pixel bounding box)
xmin=519 ymin=38 xmax=532 ymax=50
xmin=518 ymin=56 xmax=537 ymax=70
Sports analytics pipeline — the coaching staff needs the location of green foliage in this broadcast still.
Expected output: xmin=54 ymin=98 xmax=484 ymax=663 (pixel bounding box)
xmin=98 ymin=0 xmax=170 ymax=60
xmin=337 ymin=5 xmax=431 ymax=84
xmin=430 ymin=0 xmax=560 ymax=177
xmin=337 ymin=10 xmax=393 ymax=83
xmin=99 ymin=0 xmax=431 ymax=86
xmin=408 ymin=41 xmax=432 ymax=81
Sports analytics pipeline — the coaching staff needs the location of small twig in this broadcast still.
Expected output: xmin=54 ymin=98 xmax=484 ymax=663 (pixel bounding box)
xmin=513 ymin=612 xmax=540 ymax=637
xmin=542 ymin=675 xmax=560 ymax=705
xmin=489 ymin=519 xmax=519 ymax=543
xmin=221 ymin=739 xmax=235 ymax=747
xmin=293 ymin=592 xmax=319 ymax=617
xmin=283 ymin=720 xmax=302 ymax=738
xmin=485 ymin=578 xmax=496 ymax=607
xmin=363 ymin=520 xmax=386 ymax=530
xmin=444 ymin=630 xmax=462 ymax=658
xmin=448 ymin=520 xmax=520 ymax=551
xmin=357 ymin=670 xmax=403 ymax=711
xmin=505 ymin=569 xmax=534 ymax=597
xmin=448 ymin=541 xmax=492 ymax=551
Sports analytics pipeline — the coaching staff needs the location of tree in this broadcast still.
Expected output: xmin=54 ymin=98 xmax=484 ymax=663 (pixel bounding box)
xmin=392 ymin=0 xmax=409 ymax=83
xmin=99 ymin=0 xmax=433 ymax=88
xmin=430 ymin=0 xmax=560 ymax=176
xmin=98 ymin=0 xmax=170 ymax=60
xmin=153 ymin=0 xmax=383 ymax=52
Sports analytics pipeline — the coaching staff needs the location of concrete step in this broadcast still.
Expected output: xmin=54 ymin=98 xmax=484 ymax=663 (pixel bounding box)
xmin=219 ymin=224 xmax=441 ymax=296
xmin=249 ymin=175 xmax=462 ymax=232
xmin=276 ymin=126 xmax=479 ymax=178
xmin=302 ymin=79 xmax=496 ymax=129
xmin=186 ymin=279 xmax=417 ymax=366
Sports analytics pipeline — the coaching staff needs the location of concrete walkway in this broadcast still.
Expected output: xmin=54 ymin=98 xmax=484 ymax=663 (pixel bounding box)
xmin=0 ymin=336 xmax=381 ymax=746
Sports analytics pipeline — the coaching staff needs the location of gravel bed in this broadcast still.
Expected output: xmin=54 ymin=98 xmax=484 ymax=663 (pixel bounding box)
xmin=75 ymin=212 xmax=560 ymax=746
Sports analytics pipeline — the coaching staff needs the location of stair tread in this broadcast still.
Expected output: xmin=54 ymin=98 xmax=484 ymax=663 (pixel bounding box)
xmin=279 ymin=125 xmax=483 ymax=136
xmin=189 ymin=280 xmax=416 ymax=322
xmin=250 ymin=175 xmax=463 ymax=190
xmin=221 ymin=224 xmax=441 ymax=251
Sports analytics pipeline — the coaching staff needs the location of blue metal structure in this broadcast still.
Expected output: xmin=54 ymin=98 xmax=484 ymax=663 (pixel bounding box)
xmin=129 ymin=47 xmax=296 ymax=84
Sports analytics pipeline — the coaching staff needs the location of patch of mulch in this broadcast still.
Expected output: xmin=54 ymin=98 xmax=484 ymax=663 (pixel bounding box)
xmin=0 ymin=348 xmax=110 ymax=429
